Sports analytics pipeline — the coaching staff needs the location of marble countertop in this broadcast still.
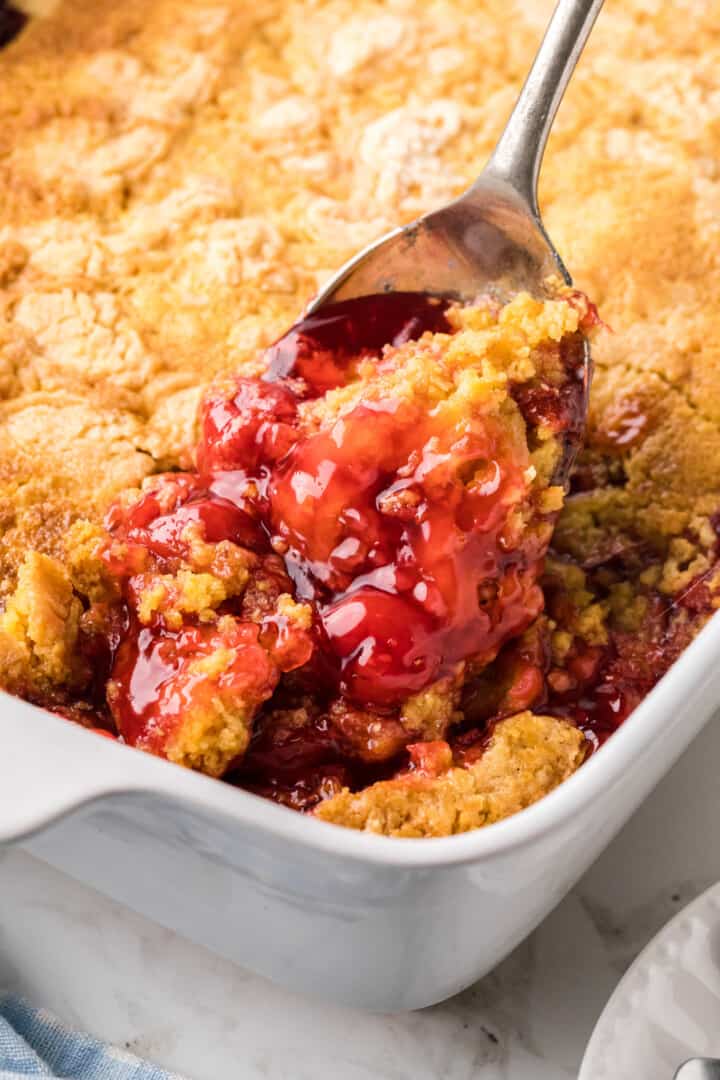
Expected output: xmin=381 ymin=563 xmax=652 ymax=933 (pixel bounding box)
xmin=2 ymin=717 xmax=720 ymax=1080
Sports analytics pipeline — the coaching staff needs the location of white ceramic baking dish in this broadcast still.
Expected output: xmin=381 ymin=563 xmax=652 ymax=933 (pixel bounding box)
xmin=2 ymin=610 xmax=719 ymax=1011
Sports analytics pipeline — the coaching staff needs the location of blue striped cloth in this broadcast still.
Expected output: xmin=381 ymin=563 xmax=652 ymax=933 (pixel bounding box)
xmin=0 ymin=997 xmax=187 ymax=1080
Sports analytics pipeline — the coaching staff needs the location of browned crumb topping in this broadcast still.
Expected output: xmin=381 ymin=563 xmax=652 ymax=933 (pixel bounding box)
xmin=315 ymin=712 xmax=586 ymax=837
xmin=0 ymin=550 xmax=86 ymax=694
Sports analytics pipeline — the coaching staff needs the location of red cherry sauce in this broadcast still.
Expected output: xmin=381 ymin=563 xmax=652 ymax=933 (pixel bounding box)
xmin=101 ymin=291 xmax=583 ymax=794
xmin=104 ymin=294 xmax=461 ymax=754
xmin=199 ymin=292 xmax=560 ymax=709
xmin=263 ymin=291 xmax=452 ymax=391
xmin=109 ymin=619 xmax=280 ymax=754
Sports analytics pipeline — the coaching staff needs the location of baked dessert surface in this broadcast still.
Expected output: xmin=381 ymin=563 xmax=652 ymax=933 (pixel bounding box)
xmin=0 ymin=0 xmax=719 ymax=836
xmin=315 ymin=711 xmax=586 ymax=838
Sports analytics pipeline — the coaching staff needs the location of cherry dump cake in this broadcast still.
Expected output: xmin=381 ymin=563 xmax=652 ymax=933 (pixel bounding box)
xmin=0 ymin=0 xmax=719 ymax=837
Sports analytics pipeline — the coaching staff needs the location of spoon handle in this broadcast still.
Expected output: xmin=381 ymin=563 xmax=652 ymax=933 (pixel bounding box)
xmin=484 ymin=0 xmax=604 ymax=213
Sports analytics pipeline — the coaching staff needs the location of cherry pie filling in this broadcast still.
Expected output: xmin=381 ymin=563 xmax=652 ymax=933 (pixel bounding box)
xmin=15 ymin=285 xmax=711 ymax=819
xmin=57 ymin=288 xmax=637 ymax=808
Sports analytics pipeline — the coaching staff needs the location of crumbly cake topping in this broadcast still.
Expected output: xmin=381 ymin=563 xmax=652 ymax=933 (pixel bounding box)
xmin=0 ymin=0 xmax=719 ymax=835
xmin=315 ymin=711 xmax=586 ymax=838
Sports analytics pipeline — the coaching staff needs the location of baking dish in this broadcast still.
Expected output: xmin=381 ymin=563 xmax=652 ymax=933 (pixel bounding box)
xmin=1 ymin=610 xmax=719 ymax=1011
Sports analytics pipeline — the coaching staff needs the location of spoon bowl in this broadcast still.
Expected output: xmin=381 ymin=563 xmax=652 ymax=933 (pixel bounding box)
xmin=308 ymin=174 xmax=563 ymax=308
xmin=310 ymin=0 xmax=604 ymax=313
xmin=306 ymin=0 xmax=605 ymax=477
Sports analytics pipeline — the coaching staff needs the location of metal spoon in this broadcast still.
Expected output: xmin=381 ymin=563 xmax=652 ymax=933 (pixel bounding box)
xmin=307 ymin=0 xmax=604 ymax=325
xmin=675 ymin=1061 xmax=720 ymax=1079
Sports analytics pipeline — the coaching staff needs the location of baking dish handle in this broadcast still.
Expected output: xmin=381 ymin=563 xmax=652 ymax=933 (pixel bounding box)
xmin=0 ymin=693 xmax=168 ymax=843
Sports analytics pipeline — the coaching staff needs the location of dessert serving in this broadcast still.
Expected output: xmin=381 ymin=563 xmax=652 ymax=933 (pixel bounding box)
xmin=0 ymin=0 xmax=718 ymax=838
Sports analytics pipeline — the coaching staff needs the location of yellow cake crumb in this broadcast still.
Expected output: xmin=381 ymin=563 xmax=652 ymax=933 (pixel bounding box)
xmin=315 ymin=712 xmax=586 ymax=837
xmin=135 ymin=570 xmax=229 ymax=629
xmin=0 ymin=551 xmax=85 ymax=692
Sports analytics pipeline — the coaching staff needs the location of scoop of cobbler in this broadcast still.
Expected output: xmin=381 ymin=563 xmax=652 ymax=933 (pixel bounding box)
xmin=0 ymin=0 xmax=718 ymax=837
xmin=2 ymin=289 xmax=590 ymax=800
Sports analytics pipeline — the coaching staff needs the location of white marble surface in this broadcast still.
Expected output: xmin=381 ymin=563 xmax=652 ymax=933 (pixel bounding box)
xmin=2 ymin=716 xmax=720 ymax=1080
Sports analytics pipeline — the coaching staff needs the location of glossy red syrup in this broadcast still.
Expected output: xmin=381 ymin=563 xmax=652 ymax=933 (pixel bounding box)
xmin=200 ymin=294 xmax=564 ymax=707
xmin=100 ymin=291 xmax=586 ymax=797
xmin=105 ymin=473 xmax=265 ymax=564
xmin=263 ymin=291 xmax=451 ymax=393
xmin=109 ymin=620 xmax=280 ymax=753
xmin=545 ymin=643 xmax=645 ymax=750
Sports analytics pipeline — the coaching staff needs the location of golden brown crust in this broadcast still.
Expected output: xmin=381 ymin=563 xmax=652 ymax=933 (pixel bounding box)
xmin=0 ymin=550 xmax=86 ymax=693
xmin=314 ymin=712 xmax=586 ymax=837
